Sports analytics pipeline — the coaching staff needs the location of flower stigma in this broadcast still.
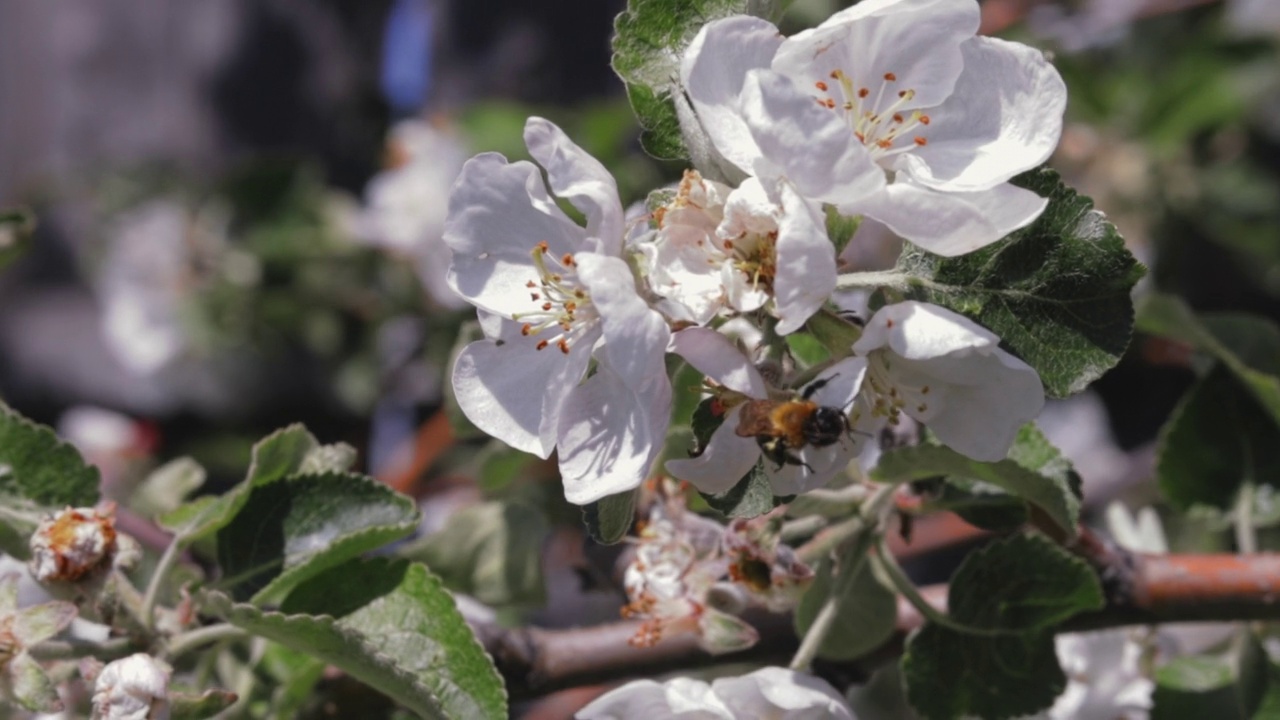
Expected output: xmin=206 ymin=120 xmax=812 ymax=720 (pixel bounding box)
xmin=511 ymin=241 xmax=597 ymax=354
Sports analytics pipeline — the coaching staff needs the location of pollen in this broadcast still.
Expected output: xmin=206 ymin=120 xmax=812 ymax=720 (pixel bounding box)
xmin=914 ymin=137 xmax=928 ymax=146
xmin=815 ymin=80 xmax=828 ymax=92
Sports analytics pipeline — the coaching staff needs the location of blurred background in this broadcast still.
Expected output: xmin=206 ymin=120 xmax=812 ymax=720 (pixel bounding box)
xmin=1 ymin=0 xmax=1279 ymax=716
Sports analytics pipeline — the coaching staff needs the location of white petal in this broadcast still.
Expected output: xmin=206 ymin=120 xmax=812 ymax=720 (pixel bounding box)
xmin=577 ymin=678 xmax=732 ymax=720
xmin=846 ymin=179 xmax=1046 ymax=256
xmin=558 ymin=357 xmax=671 ymax=505
xmin=452 ymin=316 xmax=593 ymax=458
xmin=897 ymin=37 xmax=1067 ymax=192
xmin=854 ymin=301 xmax=997 ymax=360
xmin=643 ymin=225 xmax=727 ymax=325
xmin=666 ymin=406 xmax=762 ymax=494
xmin=524 ymin=117 xmax=625 ymax=252
xmin=445 ymin=153 xmax=585 ymax=315
xmin=773 ymin=0 xmax=977 ymax=110
xmin=576 ymin=253 xmax=672 ymax=389
xmin=743 ymin=71 xmax=885 ymax=205
xmin=669 ymin=327 xmax=767 ymax=398
xmin=712 ymin=666 xmax=855 ymax=719
xmin=681 ymin=16 xmax=784 ymax=176
xmin=772 ymin=182 xmax=836 ymax=335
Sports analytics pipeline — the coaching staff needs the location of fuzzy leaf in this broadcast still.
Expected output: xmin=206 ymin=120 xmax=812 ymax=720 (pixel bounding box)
xmin=873 ymin=425 xmax=1082 ymax=537
xmin=582 ymin=489 xmax=637 ymax=545
xmin=215 ymin=472 xmax=419 ymax=604
xmin=894 ymin=168 xmax=1145 ymax=397
xmin=205 ymin=558 xmax=507 ymax=720
xmin=903 ymin=626 xmax=1063 ymax=720
xmin=405 ymin=502 xmax=548 ymax=607
xmin=794 ymin=548 xmax=896 ymax=661
xmin=611 ymin=0 xmax=777 ymax=161
xmin=0 ymin=400 xmax=100 ymax=557
xmin=1157 ymin=366 xmax=1280 ymax=510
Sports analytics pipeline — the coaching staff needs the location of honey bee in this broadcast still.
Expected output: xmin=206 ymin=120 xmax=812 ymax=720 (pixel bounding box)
xmin=734 ymin=375 xmax=856 ymax=472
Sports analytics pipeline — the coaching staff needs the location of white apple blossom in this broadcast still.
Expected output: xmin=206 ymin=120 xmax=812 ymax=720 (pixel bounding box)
xmin=446 ymin=117 xmax=672 ymax=505
xmin=91 ymin=653 xmax=172 ymax=720
xmin=640 ymin=170 xmax=834 ymax=334
xmin=1034 ymin=631 xmax=1153 ymax=720
xmin=850 ymin=301 xmax=1044 ymax=462
xmin=576 ymin=666 xmax=855 ymax=720
xmin=361 ymin=119 xmax=470 ymax=309
xmin=681 ymin=0 xmax=1067 ymax=256
xmin=666 ymin=328 xmax=868 ymax=496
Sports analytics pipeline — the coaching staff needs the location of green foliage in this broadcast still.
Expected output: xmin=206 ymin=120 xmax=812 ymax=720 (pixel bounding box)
xmin=894 ymin=168 xmax=1145 ymax=397
xmin=1157 ymin=366 xmax=1280 ymax=510
xmin=132 ymin=458 xmax=207 ymax=519
xmin=215 ymin=471 xmax=419 ymax=604
xmin=873 ymin=424 xmax=1083 ymax=537
xmin=403 ymin=501 xmax=549 ymax=607
xmin=582 ymin=488 xmax=637 ymax=545
xmin=206 ymin=558 xmax=508 ymax=720
xmin=611 ymin=0 xmax=778 ymax=160
xmin=793 ymin=544 xmax=896 ymax=661
xmin=0 ymin=208 xmax=35 ymax=271
xmin=0 ymin=400 xmax=100 ymax=557
xmin=1152 ymin=632 xmax=1268 ymax=720
xmin=902 ymin=534 xmax=1105 ymax=719
xmin=1137 ymin=294 xmax=1280 ymax=426
xmin=701 ymin=466 xmax=788 ymax=519
xmin=169 ymin=689 xmax=239 ymax=719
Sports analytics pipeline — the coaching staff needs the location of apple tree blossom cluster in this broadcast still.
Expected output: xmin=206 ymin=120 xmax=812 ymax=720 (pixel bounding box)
xmin=444 ymin=0 xmax=1064 ymax=506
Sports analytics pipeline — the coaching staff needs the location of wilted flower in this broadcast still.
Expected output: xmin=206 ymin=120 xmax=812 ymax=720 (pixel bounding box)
xmin=576 ymin=666 xmax=855 ymax=719
xmin=91 ymin=653 xmax=172 ymax=720
xmin=29 ymin=506 xmax=119 ymax=583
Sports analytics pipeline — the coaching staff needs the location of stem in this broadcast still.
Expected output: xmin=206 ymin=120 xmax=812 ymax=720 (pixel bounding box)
xmin=872 ymin=541 xmax=1012 ymax=638
xmin=140 ymin=534 xmax=184 ymax=632
xmin=1237 ymin=482 xmax=1257 ymax=555
xmin=834 ymin=269 xmax=913 ymax=292
xmin=29 ymin=635 xmax=133 ymax=662
xmin=780 ymin=515 xmax=828 ymax=544
xmin=165 ymin=623 xmax=248 ymax=661
xmin=797 ymin=482 xmax=898 ymax=564
xmin=789 ymin=596 xmax=838 ymax=671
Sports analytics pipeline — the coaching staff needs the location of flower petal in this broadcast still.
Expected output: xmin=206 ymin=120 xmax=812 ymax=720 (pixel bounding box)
xmin=445 ymin=153 xmax=585 ymax=315
xmin=682 ymin=16 xmax=785 ymax=176
xmin=576 ymin=253 xmax=672 ymax=390
xmin=845 ymin=178 xmax=1046 ymax=256
xmin=854 ymin=300 xmax=997 ymax=360
xmin=742 ymin=70 xmax=885 ymax=205
xmin=577 ymin=677 xmax=731 ymax=720
xmin=558 ymin=355 xmax=671 ymax=505
xmin=896 ymin=36 xmax=1067 ymax=192
xmin=666 ymin=406 xmax=762 ymax=494
xmin=669 ymin=327 xmax=767 ymax=398
xmin=772 ymin=181 xmax=836 ymax=335
xmin=451 ymin=314 xmax=593 ymax=458
xmin=712 ymin=666 xmax=854 ymax=719
xmin=773 ymin=0 xmax=977 ymax=110
xmin=524 ymin=117 xmax=625 ymax=252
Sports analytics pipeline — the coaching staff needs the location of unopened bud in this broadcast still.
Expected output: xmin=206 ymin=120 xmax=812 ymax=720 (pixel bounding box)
xmin=91 ymin=653 xmax=171 ymax=720
xmin=29 ymin=506 xmax=118 ymax=582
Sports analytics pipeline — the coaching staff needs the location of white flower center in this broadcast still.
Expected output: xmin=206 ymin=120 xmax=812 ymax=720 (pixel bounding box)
xmin=512 ymin=242 xmax=598 ymax=354
xmin=813 ymin=69 xmax=931 ymax=165
xmin=852 ymin=351 xmax=933 ymax=427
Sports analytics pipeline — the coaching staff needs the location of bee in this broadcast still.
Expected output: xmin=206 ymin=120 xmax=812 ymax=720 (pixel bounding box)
xmin=734 ymin=375 xmax=856 ymax=473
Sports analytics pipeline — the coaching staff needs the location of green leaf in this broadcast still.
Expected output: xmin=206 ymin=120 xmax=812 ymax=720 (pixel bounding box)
xmin=0 ymin=208 xmax=35 ymax=270
xmin=825 ymin=206 xmax=861 ymax=257
xmin=1137 ymin=294 xmax=1280 ymax=426
xmin=206 ymin=558 xmax=507 ymax=720
xmin=947 ymin=534 xmax=1104 ymax=632
xmin=872 ymin=425 xmax=1082 ymax=537
xmin=404 ymin=502 xmax=548 ymax=607
xmin=169 ymin=689 xmax=240 ymax=720
xmin=903 ymin=625 xmax=1063 ymax=720
xmin=132 ymin=457 xmax=206 ymax=519
xmin=1152 ymin=633 xmax=1268 ymax=720
xmin=582 ymin=488 xmax=637 ymax=545
xmin=700 ymin=464 xmax=788 ymax=519
xmin=1157 ymin=366 xmax=1280 ymax=510
xmin=611 ymin=0 xmax=777 ymax=162
xmin=794 ymin=549 xmax=896 ymax=661
xmin=938 ymin=478 xmax=1028 ymax=532
xmin=215 ymin=472 xmax=419 ymax=604
xmin=158 ymin=425 xmax=332 ymax=542
xmin=0 ymin=400 xmax=100 ymax=557
xmin=893 ymin=168 xmax=1145 ymax=397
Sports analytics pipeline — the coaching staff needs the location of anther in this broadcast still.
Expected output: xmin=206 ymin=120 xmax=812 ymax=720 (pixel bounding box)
xmin=914 ymin=137 xmax=928 ymax=146
xmin=884 ymin=72 xmax=897 ymax=81
xmin=815 ymin=81 xmax=828 ymax=91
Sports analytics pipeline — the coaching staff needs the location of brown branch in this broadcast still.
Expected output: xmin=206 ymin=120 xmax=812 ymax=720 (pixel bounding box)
xmin=482 ymin=546 xmax=1280 ymax=698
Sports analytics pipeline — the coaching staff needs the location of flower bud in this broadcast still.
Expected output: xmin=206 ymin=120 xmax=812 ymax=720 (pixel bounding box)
xmin=91 ymin=653 xmax=171 ymax=720
xmin=29 ymin=506 xmax=118 ymax=583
